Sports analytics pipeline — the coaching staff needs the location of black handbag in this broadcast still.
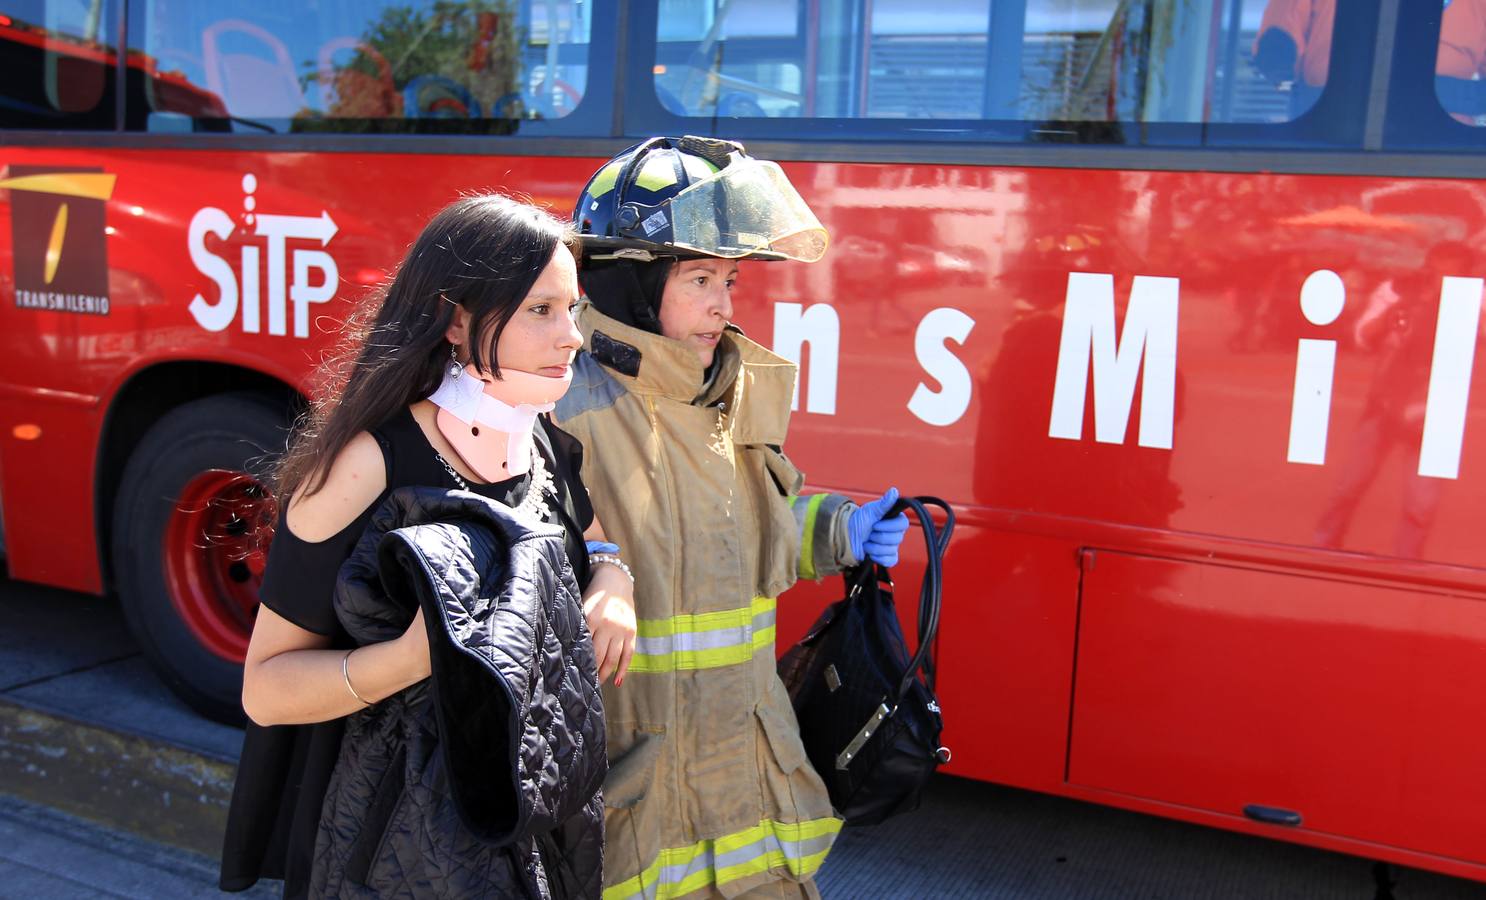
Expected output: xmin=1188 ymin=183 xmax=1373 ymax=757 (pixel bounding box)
xmin=777 ymin=496 xmax=953 ymax=826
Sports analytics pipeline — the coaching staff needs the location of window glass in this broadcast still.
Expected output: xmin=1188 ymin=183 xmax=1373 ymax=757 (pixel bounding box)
xmin=1243 ymin=0 xmax=1332 ymax=121
xmin=0 ymin=0 xmax=121 ymax=129
xmin=647 ymin=0 xmax=1337 ymax=143
xmin=1434 ymin=0 xmax=1486 ymax=128
xmin=126 ymin=0 xmax=594 ymax=134
xmin=1378 ymin=0 xmax=1486 ymax=150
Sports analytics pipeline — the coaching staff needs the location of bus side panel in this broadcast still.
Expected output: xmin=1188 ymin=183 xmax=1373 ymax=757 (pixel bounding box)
xmin=936 ymin=525 xmax=1084 ymax=789
xmin=0 ymin=396 xmax=104 ymax=594
xmin=1069 ymin=550 xmax=1486 ymax=867
xmin=0 ymin=156 xmax=109 ymax=594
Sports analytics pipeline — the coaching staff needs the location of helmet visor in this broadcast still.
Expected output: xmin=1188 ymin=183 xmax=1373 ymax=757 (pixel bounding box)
xmin=666 ymin=159 xmax=828 ymax=262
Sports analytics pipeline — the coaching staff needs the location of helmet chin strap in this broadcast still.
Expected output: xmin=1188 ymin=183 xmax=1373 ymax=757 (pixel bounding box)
xmin=427 ymin=363 xmax=572 ymax=481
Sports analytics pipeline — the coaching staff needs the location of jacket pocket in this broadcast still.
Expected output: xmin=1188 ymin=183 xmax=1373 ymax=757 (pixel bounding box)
xmin=758 ymin=445 xmax=804 ymax=496
xmin=346 ymin=743 xmax=408 ymax=887
xmin=749 ymin=446 xmax=805 ymax=597
xmin=603 ymin=726 xmax=665 ymax=809
xmin=755 ymin=682 xmax=837 ymax=829
xmin=755 ymin=695 xmax=808 ymax=775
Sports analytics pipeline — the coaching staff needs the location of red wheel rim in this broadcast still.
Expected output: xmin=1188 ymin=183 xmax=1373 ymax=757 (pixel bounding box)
xmin=162 ymin=470 xmax=273 ymax=663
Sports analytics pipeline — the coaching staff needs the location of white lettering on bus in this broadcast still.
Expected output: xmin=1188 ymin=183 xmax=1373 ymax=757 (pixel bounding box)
xmin=1418 ymin=276 xmax=1486 ymax=479
xmin=187 ymin=175 xmax=340 ymax=338
xmin=187 ymin=207 xmax=237 ymax=332
xmin=291 ymin=246 xmax=338 ymax=338
xmin=254 ymin=212 xmax=339 ymax=338
xmin=14 ymin=290 xmax=109 ymax=314
xmin=1049 ymin=273 xmax=1178 ymax=449
xmin=773 ymin=301 xmax=839 ymax=415
xmin=909 ymin=307 xmax=976 ymax=427
xmin=1288 ymin=270 xmax=1346 ymax=466
xmin=241 ymin=245 xmax=260 ymax=333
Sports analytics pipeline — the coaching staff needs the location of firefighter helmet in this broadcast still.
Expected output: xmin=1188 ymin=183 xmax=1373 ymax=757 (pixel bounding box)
xmin=573 ymin=135 xmax=828 ymax=263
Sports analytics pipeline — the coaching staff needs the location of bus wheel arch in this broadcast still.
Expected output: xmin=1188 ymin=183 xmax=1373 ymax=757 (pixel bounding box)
xmin=97 ymin=366 xmax=300 ymax=723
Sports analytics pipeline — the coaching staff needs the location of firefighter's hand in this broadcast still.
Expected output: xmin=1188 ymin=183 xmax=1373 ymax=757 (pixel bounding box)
xmin=848 ymin=487 xmax=911 ymax=567
xmin=583 ymin=563 xmax=636 ymax=686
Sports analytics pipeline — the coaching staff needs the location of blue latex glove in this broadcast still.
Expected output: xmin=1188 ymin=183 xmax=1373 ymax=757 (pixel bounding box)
xmin=847 ymin=487 xmax=911 ymax=567
xmin=586 ymin=541 xmax=620 ymax=555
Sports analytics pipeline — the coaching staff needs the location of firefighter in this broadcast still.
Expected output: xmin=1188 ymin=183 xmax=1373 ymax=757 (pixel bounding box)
xmin=554 ymin=136 xmax=909 ymax=899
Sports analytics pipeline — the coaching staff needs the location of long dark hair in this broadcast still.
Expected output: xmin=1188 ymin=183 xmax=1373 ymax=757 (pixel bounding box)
xmin=275 ymin=193 xmax=577 ymax=502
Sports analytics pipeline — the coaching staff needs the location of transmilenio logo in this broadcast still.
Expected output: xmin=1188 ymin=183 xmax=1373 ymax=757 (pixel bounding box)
xmin=2 ymin=165 xmax=116 ymax=315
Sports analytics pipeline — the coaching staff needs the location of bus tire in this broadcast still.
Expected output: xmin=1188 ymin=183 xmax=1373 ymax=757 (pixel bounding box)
xmin=110 ymin=392 xmax=288 ymax=725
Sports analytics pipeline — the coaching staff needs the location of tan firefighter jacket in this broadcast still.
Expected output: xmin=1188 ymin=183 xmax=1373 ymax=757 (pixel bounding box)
xmin=553 ymin=304 xmax=860 ymax=899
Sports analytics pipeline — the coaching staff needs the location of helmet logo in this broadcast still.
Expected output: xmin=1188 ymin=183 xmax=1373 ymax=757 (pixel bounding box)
xmin=640 ymin=210 xmax=669 ymax=236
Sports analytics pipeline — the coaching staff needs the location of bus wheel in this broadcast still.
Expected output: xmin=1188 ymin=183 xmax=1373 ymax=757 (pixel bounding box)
xmin=111 ymin=392 xmax=287 ymax=724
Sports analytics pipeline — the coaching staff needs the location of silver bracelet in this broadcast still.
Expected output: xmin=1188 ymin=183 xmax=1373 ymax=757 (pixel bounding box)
xmin=589 ymin=553 xmax=634 ymax=585
xmin=342 ymin=649 xmax=372 ymax=707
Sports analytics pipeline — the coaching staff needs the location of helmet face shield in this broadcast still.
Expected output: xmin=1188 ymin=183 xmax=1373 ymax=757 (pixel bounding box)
xmin=575 ymin=137 xmax=830 ymax=264
xmin=666 ymin=159 xmax=828 ymax=262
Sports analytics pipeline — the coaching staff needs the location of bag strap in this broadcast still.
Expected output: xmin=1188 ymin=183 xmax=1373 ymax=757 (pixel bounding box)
xmin=875 ymin=496 xmax=954 ymax=706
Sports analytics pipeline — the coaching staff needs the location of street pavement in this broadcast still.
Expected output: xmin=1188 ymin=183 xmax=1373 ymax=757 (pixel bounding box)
xmin=0 ymin=793 xmax=274 ymax=899
xmin=1 ymin=575 xmax=1483 ymax=899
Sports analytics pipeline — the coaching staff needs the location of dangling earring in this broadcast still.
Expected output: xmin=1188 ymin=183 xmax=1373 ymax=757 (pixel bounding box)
xmin=449 ymin=344 xmax=463 ymax=380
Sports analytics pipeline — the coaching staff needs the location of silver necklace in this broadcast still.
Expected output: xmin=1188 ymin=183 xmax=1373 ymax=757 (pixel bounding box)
xmin=434 ymin=444 xmax=554 ymax=522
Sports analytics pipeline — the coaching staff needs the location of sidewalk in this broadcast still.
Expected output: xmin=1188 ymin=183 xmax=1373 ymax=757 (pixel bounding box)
xmin=0 ymin=578 xmax=243 ymax=858
xmin=0 ymin=793 xmax=274 ymax=899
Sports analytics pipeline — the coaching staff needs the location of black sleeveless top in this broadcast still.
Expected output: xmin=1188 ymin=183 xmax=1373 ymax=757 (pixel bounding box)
xmin=219 ymin=409 xmax=593 ymax=897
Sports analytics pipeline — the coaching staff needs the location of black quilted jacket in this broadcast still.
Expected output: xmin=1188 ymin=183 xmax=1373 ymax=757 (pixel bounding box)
xmin=312 ymin=487 xmax=606 ymax=899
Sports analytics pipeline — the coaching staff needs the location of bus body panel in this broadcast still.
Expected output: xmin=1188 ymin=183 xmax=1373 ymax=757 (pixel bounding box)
xmin=0 ymin=388 xmax=102 ymax=593
xmin=1071 ymin=550 xmax=1486 ymax=867
xmin=3 ymin=144 xmax=1485 ymax=877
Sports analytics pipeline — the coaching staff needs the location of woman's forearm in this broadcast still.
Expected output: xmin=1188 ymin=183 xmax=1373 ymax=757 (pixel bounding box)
xmin=243 ymin=637 xmax=426 ymax=726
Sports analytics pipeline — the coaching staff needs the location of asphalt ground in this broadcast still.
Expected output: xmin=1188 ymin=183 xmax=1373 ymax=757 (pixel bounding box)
xmin=0 ymin=793 xmax=275 ymax=899
xmin=0 ymin=575 xmax=1482 ymax=899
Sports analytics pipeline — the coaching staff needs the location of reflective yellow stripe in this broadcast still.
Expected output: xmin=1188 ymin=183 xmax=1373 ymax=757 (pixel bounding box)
xmin=586 ymin=160 xmax=624 ymax=198
xmin=603 ymin=817 xmax=843 ymax=900
xmin=632 ymin=156 xmax=675 ymax=191
xmin=628 ymin=597 xmax=777 ymax=674
xmin=798 ymin=493 xmax=826 ymax=581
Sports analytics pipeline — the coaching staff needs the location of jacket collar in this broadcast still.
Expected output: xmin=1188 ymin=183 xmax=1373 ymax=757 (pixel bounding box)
xmin=578 ymin=302 xmax=741 ymax=405
xmin=577 ymin=302 xmax=797 ymax=445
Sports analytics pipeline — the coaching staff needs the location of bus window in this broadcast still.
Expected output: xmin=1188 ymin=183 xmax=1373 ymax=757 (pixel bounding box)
xmin=0 ymin=0 xmax=120 ymax=129
xmin=1375 ymin=0 xmax=1486 ymax=151
xmin=641 ymin=0 xmax=1354 ymax=145
xmin=1435 ymin=0 xmax=1486 ymax=127
xmin=1246 ymin=0 xmax=1333 ymax=120
xmin=125 ymin=0 xmax=597 ymax=134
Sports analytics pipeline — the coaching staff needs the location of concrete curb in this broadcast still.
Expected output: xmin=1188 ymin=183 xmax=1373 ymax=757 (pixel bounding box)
xmin=0 ymin=695 xmax=234 ymax=858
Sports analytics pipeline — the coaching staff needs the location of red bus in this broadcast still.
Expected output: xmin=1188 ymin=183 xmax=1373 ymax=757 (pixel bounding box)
xmin=3 ymin=0 xmax=1485 ymax=883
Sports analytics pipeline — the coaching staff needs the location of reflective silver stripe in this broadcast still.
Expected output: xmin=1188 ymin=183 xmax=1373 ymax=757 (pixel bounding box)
xmin=713 ymin=830 xmax=839 ymax=871
xmin=608 ymin=826 xmax=839 ymax=900
xmin=631 ymin=604 xmax=776 ymax=657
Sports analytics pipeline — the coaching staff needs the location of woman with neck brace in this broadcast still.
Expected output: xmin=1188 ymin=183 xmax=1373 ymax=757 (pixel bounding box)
xmin=221 ymin=194 xmax=635 ymax=899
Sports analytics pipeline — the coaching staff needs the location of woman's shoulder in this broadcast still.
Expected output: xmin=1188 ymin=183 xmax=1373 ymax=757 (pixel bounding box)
xmin=283 ymin=431 xmax=389 ymax=543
